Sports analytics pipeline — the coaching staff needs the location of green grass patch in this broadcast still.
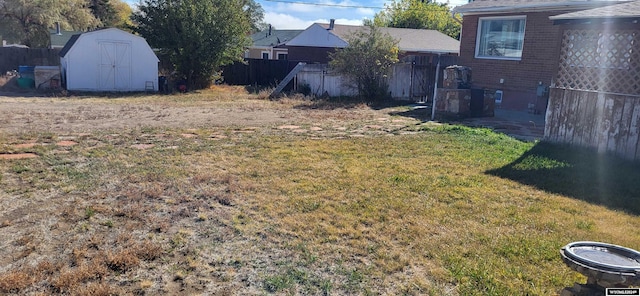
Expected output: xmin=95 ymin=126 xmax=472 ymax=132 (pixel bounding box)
xmin=1 ymin=102 xmax=638 ymax=295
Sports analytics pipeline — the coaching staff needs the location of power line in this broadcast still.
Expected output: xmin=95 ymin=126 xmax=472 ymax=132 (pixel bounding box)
xmin=260 ymin=0 xmax=454 ymax=10
xmin=261 ymin=0 xmax=385 ymax=9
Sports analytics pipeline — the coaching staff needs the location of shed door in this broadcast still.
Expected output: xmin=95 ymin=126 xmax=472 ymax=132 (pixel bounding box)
xmin=99 ymin=41 xmax=131 ymax=91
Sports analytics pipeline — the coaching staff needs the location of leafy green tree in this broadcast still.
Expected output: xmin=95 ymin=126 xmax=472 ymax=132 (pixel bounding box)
xmin=242 ymin=0 xmax=267 ymax=33
xmin=373 ymin=0 xmax=461 ymax=39
xmin=110 ymin=0 xmax=134 ymax=31
xmin=329 ymin=22 xmax=399 ymax=102
xmin=90 ymin=0 xmax=117 ymax=27
xmin=133 ymin=0 xmax=255 ymax=89
xmin=0 ymin=0 xmax=99 ymax=47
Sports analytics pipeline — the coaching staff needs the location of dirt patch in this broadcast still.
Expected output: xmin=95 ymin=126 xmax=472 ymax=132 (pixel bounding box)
xmin=0 ymin=91 xmax=429 ymax=294
xmin=0 ymin=93 xmax=423 ymax=138
xmin=0 ymin=153 xmax=38 ymax=159
xmin=56 ymin=140 xmax=77 ymax=147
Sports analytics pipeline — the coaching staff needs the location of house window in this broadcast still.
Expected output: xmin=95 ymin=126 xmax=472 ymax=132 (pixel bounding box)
xmin=261 ymin=51 xmax=270 ymax=59
xmin=476 ymin=16 xmax=526 ymax=60
xmin=277 ymin=53 xmax=288 ymax=60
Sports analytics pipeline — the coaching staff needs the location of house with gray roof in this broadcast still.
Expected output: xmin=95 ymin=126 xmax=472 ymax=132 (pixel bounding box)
xmin=50 ymin=29 xmax=83 ymax=49
xmin=452 ymin=0 xmax=631 ymax=111
xmin=281 ymin=20 xmax=460 ymax=63
xmin=246 ymin=26 xmax=303 ymax=60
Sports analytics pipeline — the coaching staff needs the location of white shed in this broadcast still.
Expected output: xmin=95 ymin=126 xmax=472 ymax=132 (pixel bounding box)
xmin=60 ymin=28 xmax=159 ymax=92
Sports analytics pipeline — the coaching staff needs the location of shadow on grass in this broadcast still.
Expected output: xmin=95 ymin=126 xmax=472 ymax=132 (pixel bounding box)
xmin=387 ymin=104 xmax=472 ymax=123
xmin=487 ymin=141 xmax=640 ymax=215
xmin=292 ymin=97 xmax=379 ymax=111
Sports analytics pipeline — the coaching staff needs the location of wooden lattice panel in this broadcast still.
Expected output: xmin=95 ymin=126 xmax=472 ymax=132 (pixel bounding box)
xmin=555 ymin=29 xmax=640 ymax=96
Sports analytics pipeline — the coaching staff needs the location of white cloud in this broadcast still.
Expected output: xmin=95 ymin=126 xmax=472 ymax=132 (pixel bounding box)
xmin=274 ymin=2 xmax=321 ymax=13
xmin=264 ymin=12 xmax=314 ymax=30
xmin=308 ymin=18 xmax=365 ymax=26
xmin=264 ymin=12 xmax=368 ymax=30
xmin=355 ymin=8 xmax=375 ymax=16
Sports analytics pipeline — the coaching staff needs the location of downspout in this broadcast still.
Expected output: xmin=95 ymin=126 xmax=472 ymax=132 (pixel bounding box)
xmin=451 ymin=10 xmax=463 ymax=40
xmin=431 ymin=53 xmax=441 ymax=121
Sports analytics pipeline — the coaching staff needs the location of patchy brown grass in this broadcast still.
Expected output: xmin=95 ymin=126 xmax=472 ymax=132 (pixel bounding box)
xmin=0 ymin=271 xmax=33 ymax=293
xmin=0 ymin=89 xmax=638 ymax=295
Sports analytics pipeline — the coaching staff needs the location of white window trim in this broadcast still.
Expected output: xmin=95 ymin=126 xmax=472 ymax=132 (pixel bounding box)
xmin=261 ymin=50 xmax=271 ymax=59
xmin=475 ymin=15 xmax=526 ymax=61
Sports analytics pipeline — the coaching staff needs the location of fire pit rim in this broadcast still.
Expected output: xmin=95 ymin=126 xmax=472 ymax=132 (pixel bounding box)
xmin=561 ymin=241 xmax=640 ymax=274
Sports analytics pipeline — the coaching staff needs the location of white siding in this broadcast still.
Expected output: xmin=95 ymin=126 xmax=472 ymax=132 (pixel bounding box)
xmin=285 ymin=24 xmax=348 ymax=48
xmin=62 ymin=28 xmax=159 ymax=92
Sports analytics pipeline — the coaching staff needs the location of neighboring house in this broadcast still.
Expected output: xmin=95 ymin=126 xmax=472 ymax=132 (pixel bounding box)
xmin=544 ymin=0 xmax=640 ymax=160
xmin=282 ymin=20 xmax=460 ymax=63
xmin=246 ymin=26 xmax=303 ymax=60
xmin=452 ymin=0 xmax=630 ymax=111
xmin=288 ymin=21 xmax=460 ymax=101
xmin=60 ymin=28 xmax=159 ymax=92
xmin=50 ymin=23 xmax=83 ymax=49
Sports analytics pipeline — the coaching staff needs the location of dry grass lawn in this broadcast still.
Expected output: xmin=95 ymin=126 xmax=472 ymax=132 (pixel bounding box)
xmin=0 ymin=87 xmax=638 ymax=295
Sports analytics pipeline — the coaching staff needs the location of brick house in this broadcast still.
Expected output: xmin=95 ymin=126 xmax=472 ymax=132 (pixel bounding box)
xmin=452 ymin=0 xmax=630 ymax=111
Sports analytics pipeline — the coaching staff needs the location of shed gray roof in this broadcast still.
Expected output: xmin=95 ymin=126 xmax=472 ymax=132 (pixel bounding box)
xmin=59 ymin=28 xmax=125 ymax=57
xmin=250 ymin=29 xmax=303 ymax=47
xmin=453 ymin=0 xmax=630 ymax=14
xmin=59 ymin=34 xmax=81 ymax=57
xmin=550 ymin=0 xmax=640 ymax=19
xmin=318 ymin=24 xmax=460 ymax=54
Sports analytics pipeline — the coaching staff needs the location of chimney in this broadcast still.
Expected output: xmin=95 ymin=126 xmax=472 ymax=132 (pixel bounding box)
xmin=268 ymin=24 xmax=272 ymax=36
xmin=329 ymin=19 xmax=335 ymax=30
xmin=55 ymin=22 xmax=62 ymax=35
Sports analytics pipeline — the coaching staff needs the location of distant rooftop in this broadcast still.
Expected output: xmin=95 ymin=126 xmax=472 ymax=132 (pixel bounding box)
xmin=250 ymin=29 xmax=303 ymax=47
xmin=50 ymin=29 xmax=83 ymax=48
xmin=317 ymin=23 xmax=460 ymax=54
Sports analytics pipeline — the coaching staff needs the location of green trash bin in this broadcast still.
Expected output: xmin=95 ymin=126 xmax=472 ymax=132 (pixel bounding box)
xmin=17 ymin=77 xmax=35 ymax=89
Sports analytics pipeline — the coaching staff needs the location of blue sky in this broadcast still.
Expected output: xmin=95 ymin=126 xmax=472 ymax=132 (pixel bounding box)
xmin=123 ymin=0 xmax=467 ymax=30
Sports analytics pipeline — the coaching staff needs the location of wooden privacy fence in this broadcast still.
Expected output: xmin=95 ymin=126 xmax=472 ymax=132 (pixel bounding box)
xmin=546 ymin=24 xmax=640 ymax=160
xmin=545 ymin=88 xmax=640 ymax=160
xmin=295 ymin=56 xmax=458 ymax=101
xmin=222 ymin=59 xmax=299 ymax=90
xmin=294 ymin=64 xmax=357 ymax=97
xmin=0 ymin=48 xmax=60 ymax=74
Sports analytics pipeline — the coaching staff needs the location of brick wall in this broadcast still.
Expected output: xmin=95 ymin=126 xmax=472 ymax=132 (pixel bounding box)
xmin=458 ymin=11 xmax=574 ymax=110
xmin=283 ymin=46 xmax=336 ymax=63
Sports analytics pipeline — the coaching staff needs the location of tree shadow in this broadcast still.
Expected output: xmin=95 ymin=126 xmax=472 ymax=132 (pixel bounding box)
xmin=292 ymin=96 xmax=378 ymax=111
xmin=386 ymin=104 xmax=433 ymax=121
xmin=486 ymin=141 xmax=640 ymax=215
xmin=387 ymin=104 xmax=496 ymax=123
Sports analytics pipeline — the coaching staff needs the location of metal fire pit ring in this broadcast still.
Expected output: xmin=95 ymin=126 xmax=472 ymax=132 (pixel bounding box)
xmin=560 ymin=241 xmax=640 ymax=288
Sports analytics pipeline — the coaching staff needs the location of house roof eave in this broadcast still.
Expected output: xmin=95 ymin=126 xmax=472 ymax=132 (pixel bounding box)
xmin=551 ymin=16 xmax=640 ymax=24
xmin=549 ymin=0 xmax=640 ymax=19
xmin=403 ymin=49 xmax=460 ymax=55
xmin=453 ymin=1 xmax=628 ymax=15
